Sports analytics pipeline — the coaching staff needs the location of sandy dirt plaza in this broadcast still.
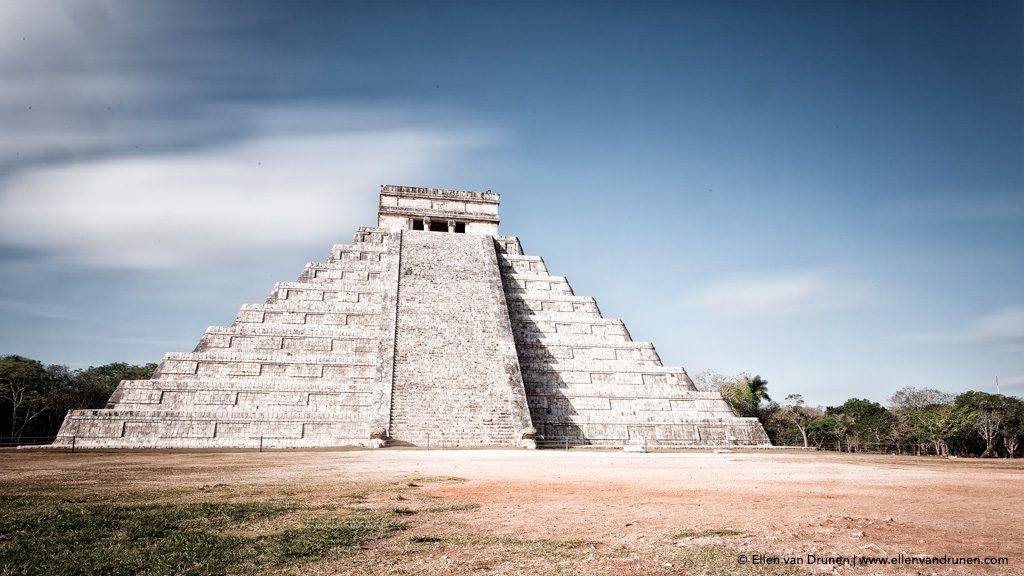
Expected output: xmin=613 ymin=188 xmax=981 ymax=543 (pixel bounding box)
xmin=1 ymin=448 xmax=1021 ymax=575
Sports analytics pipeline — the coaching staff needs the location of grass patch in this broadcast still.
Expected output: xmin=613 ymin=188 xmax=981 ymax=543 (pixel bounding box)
xmin=390 ymin=507 xmax=418 ymax=515
xmin=407 ymin=475 xmax=466 ymax=484
xmin=407 ymin=532 xmax=599 ymax=552
xmin=672 ymin=528 xmax=743 ymax=539
xmin=424 ymin=502 xmax=480 ymax=513
xmin=396 ymin=533 xmax=604 ymax=574
xmin=0 ymin=495 xmax=405 ymax=576
xmin=669 ymin=544 xmax=803 ymax=575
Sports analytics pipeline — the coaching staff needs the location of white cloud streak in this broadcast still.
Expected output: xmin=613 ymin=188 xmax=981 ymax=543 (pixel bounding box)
xmin=682 ymin=269 xmax=868 ymax=319
xmin=0 ymin=299 xmax=83 ymax=321
xmin=0 ymin=105 xmax=499 ymax=269
xmin=908 ymin=306 xmax=1024 ymax=346
xmin=999 ymin=375 xmax=1024 ymax=391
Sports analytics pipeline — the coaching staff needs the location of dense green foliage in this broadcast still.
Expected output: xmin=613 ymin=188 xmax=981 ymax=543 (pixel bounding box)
xmin=775 ymin=388 xmax=1023 ymax=457
xmin=0 ymin=355 xmax=156 ymax=442
xmin=0 ymin=495 xmax=404 ymax=576
xmin=702 ymin=370 xmax=1024 ymax=457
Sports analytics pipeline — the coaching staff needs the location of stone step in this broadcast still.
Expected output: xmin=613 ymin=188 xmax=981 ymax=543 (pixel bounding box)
xmin=507 ymin=297 xmax=600 ymax=316
xmin=163 ymin=350 xmax=377 ymax=365
xmin=522 ymin=368 xmax=695 ymax=388
xmin=156 ymin=359 xmax=377 ymax=380
xmin=66 ymin=407 xmax=375 ymax=421
xmin=510 ymin=316 xmax=629 ymax=333
xmin=497 ymin=257 xmax=548 ymax=276
xmin=268 ymin=287 xmax=384 ymax=306
xmin=115 ymin=378 xmax=373 ymax=392
xmin=202 ymin=324 xmax=382 ymax=340
xmin=298 ymin=264 xmax=385 ymax=283
xmin=196 ymin=333 xmax=379 ymax=354
xmin=239 ymin=301 xmax=382 ymax=315
xmin=527 ymin=396 xmax=733 ymax=415
xmin=234 ymin=307 xmax=382 ymax=327
xmin=516 ymin=358 xmax=664 ymax=372
xmin=516 ymin=341 xmax=660 ymax=362
xmin=116 ymin=392 xmax=372 ymax=410
xmin=501 ymin=274 xmax=574 ymax=295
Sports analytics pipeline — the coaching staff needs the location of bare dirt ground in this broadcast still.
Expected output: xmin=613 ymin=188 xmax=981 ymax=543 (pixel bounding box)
xmin=2 ymin=448 xmax=1021 ymax=575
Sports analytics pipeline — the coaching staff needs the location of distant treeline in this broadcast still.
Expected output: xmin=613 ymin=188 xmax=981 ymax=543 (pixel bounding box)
xmin=4 ymin=354 xmax=1022 ymax=457
xmin=0 ymin=355 xmax=156 ymax=442
xmin=696 ymin=371 xmax=1024 ymax=458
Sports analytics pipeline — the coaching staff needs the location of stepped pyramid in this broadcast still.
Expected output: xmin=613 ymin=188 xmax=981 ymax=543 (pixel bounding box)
xmin=54 ymin=185 xmax=770 ymax=449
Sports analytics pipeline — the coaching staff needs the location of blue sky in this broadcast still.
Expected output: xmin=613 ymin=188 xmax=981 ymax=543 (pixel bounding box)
xmin=0 ymin=0 xmax=1021 ymax=407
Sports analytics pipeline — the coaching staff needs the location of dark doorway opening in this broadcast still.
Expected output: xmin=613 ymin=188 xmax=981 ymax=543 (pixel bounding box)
xmin=454 ymin=222 xmax=466 ymax=233
xmin=429 ymin=221 xmax=448 ymax=232
xmin=411 ymin=219 xmax=424 ymax=230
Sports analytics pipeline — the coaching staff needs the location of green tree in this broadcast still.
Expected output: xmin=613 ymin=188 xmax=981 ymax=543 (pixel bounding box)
xmin=72 ymin=362 xmax=158 ymax=410
xmin=955 ymin=391 xmax=1013 ymax=457
xmin=996 ymin=395 xmax=1024 ymax=458
xmin=907 ymin=404 xmax=971 ymax=457
xmin=748 ymin=375 xmax=771 ymax=404
xmin=827 ymin=398 xmax=895 ymax=452
xmin=773 ymin=394 xmax=821 ymax=448
xmin=807 ymin=416 xmax=848 ymax=451
xmin=888 ymin=386 xmax=955 ymax=455
xmin=718 ymin=374 xmax=771 ymax=419
xmin=0 ymin=355 xmax=52 ymax=440
xmin=1 ymin=356 xmax=158 ymax=441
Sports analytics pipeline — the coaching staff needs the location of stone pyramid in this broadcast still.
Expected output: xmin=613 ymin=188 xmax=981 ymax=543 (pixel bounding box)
xmin=54 ymin=185 xmax=769 ymax=449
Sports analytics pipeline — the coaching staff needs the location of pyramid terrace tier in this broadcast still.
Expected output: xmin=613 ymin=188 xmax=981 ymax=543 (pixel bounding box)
xmin=512 ymin=318 xmax=633 ymax=341
xmin=266 ymin=283 xmax=385 ymax=305
xmin=112 ymin=377 xmax=376 ymax=393
xmin=502 ymin=274 xmax=574 ymax=296
xmin=110 ymin=388 xmax=374 ymax=411
xmin=497 ymin=254 xmax=549 ymax=275
xmin=507 ymin=295 xmax=602 ymax=317
xmin=529 ymin=390 xmax=734 ymax=416
xmin=54 ymin=409 xmax=377 ymax=449
xmin=195 ymin=325 xmax=383 ymax=352
xmin=154 ymin=352 xmax=378 ymax=379
xmin=516 ymin=340 xmax=662 ymax=363
xmin=232 ymin=302 xmax=383 ymax=326
xmin=303 ymin=259 xmax=387 ymax=274
xmin=535 ymin=418 xmax=769 ymax=447
xmin=521 ymin=365 xmax=694 ymax=386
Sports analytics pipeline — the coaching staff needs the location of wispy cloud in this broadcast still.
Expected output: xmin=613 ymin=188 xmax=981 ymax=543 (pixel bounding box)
xmin=908 ymin=306 xmax=1024 ymax=346
xmin=998 ymin=375 xmax=1024 ymax=392
xmin=681 ymin=269 xmax=868 ymax=319
xmin=874 ymin=192 xmax=1024 ymax=222
xmin=0 ymin=300 xmax=83 ymax=321
xmin=0 ymin=104 xmax=499 ymax=269
xmin=72 ymin=335 xmax=194 ymax=348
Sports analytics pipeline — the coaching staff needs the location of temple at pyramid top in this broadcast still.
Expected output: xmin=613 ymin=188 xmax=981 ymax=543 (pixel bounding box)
xmin=377 ymin=184 xmax=501 ymax=235
xmin=52 ymin=183 xmax=770 ymax=450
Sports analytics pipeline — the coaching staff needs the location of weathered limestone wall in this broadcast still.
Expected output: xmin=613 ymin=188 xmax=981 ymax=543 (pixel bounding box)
xmin=53 ymin=228 xmax=401 ymax=448
xmin=496 ymin=236 xmax=770 ymax=447
xmin=377 ymin=184 xmax=500 ymax=235
xmin=388 ymin=231 xmax=532 ymax=447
